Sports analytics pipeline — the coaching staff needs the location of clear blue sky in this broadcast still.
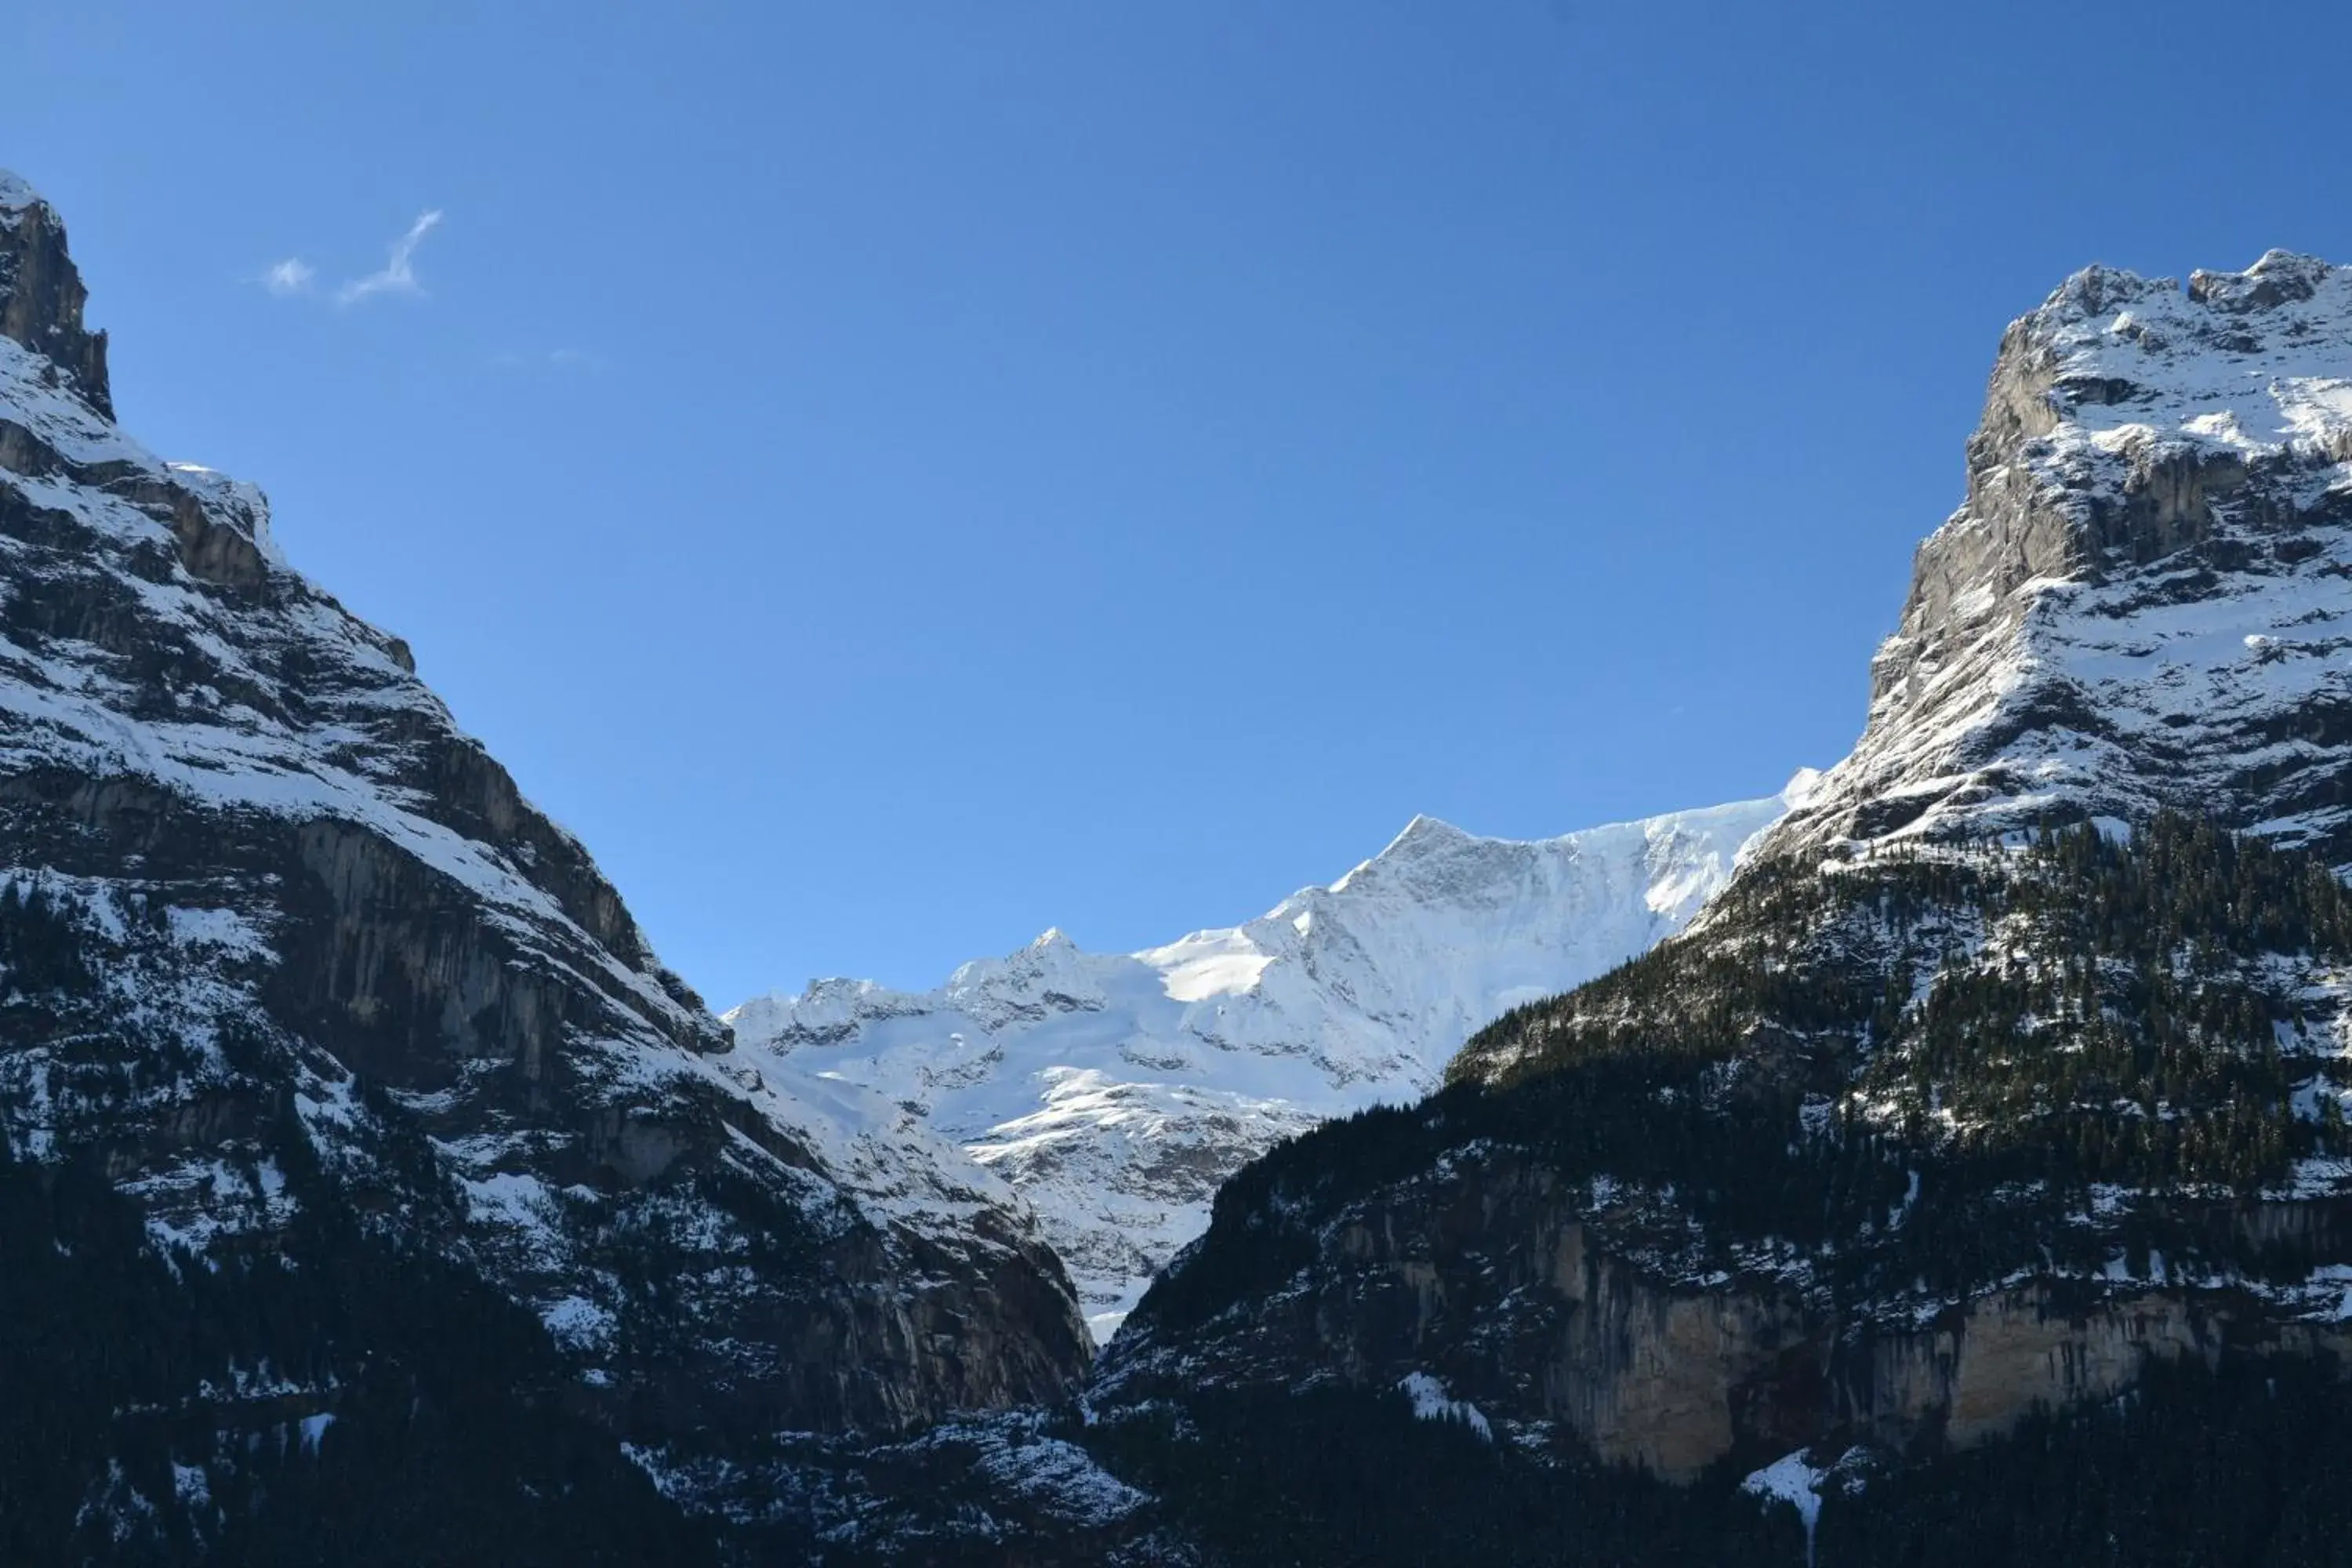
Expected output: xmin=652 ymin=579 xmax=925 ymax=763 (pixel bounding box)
xmin=7 ymin=3 xmax=2348 ymax=1004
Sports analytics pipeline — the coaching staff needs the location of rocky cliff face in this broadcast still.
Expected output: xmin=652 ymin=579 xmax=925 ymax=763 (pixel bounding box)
xmin=0 ymin=173 xmax=1087 ymax=1558
xmin=1777 ymin=250 xmax=2352 ymax=864
xmin=728 ymin=780 xmax=1809 ymax=1337
xmin=1093 ymin=253 xmax=2352 ymax=1542
xmin=1105 ymin=1131 xmax=2352 ymax=1483
xmin=0 ymin=173 xmax=107 ymax=418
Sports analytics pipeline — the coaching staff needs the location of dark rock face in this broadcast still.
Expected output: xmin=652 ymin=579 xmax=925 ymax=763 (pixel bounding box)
xmin=0 ymin=179 xmax=108 ymax=417
xmin=1106 ymin=1130 xmax=2352 ymax=1483
xmin=0 ymin=175 xmax=1087 ymax=1555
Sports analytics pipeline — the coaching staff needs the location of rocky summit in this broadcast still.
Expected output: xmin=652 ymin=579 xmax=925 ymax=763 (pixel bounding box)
xmin=1784 ymin=248 xmax=2352 ymax=863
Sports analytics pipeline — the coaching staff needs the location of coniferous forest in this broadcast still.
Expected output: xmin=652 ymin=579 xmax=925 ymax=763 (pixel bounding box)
xmin=1096 ymin=816 xmax=2352 ymax=1566
xmin=0 ymin=1067 xmax=706 ymax=1565
xmin=1065 ymin=1353 xmax=2352 ymax=1568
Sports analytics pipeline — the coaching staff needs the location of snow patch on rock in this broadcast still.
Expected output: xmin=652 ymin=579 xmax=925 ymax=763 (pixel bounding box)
xmin=1398 ymin=1371 xmax=1493 ymax=1440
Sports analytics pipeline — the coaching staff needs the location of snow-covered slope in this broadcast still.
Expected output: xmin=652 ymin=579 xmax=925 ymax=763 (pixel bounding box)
xmin=0 ymin=171 xmax=1088 ymax=1537
xmin=729 ymin=775 xmax=1816 ymax=1336
xmin=1774 ymin=249 xmax=2352 ymax=868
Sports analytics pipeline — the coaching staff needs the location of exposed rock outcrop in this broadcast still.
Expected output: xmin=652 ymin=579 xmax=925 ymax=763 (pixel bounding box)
xmin=0 ymin=173 xmax=107 ymax=417
xmin=0 ymin=172 xmax=1088 ymax=1552
xmin=1776 ymin=250 xmax=2352 ymax=865
xmin=1109 ymin=1136 xmax=2352 ymax=1482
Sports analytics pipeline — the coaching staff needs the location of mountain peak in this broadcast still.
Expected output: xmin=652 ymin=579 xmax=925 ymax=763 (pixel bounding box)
xmin=0 ymin=169 xmax=111 ymax=418
xmin=732 ymin=782 xmax=1799 ymax=1329
xmin=1777 ymin=767 xmax=1825 ymax=808
xmin=0 ymin=179 xmax=1091 ymax=1544
xmin=1770 ymin=247 xmax=2352 ymax=866
xmin=1389 ymin=812 xmax=1472 ymax=850
xmin=1325 ymin=813 xmax=1477 ymax=895
xmin=2035 ymin=250 xmax=2346 ymax=327
xmin=2188 ymin=248 xmax=2339 ymax=311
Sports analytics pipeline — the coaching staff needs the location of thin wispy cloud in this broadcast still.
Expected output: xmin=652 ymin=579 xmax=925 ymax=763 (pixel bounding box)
xmin=491 ymin=347 xmax=607 ymax=373
xmin=261 ymin=257 xmax=316 ymax=296
xmin=336 ymin=209 xmax=444 ymax=304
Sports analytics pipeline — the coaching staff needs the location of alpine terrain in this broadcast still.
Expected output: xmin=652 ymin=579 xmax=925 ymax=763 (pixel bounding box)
xmin=9 ymin=156 xmax=2352 ymax=1566
xmin=0 ymin=172 xmax=1101 ymax=1563
xmin=728 ymin=778 xmax=1815 ymax=1338
xmin=1075 ymin=249 xmax=2352 ymax=1564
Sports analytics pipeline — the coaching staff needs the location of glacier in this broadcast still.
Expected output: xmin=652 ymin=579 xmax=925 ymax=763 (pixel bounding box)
xmin=730 ymin=771 xmax=1818 ymax=1337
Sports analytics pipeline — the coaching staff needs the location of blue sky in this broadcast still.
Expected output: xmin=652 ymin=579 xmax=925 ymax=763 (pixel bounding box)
xmin=8 ymin=3 xmax=2350 ymax=1004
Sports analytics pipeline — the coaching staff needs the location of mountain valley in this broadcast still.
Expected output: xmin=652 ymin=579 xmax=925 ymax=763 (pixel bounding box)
xmin=5 ymin=164 xmax=2352 ymax=1564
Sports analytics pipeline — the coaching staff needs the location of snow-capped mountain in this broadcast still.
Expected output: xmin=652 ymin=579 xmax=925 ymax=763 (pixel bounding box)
xmin=0 ymin=172 xmax=1088 ymax=1555
xmin=1776 ymin=249 xmax=2352 ymax=868
xmin=729 ymin=775 xmax=1816 ymax=1335
xmin=1087 ymin=249 xmax=2352 ymax=1564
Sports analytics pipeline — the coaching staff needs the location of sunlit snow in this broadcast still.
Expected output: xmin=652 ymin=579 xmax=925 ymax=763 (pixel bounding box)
xmin=730 ymin=774 xmax=1817 ymax=1334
